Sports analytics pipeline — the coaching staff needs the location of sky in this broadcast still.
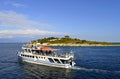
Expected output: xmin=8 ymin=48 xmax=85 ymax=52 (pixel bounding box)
xmin=0 ymin=0 xmax=120 ymax=42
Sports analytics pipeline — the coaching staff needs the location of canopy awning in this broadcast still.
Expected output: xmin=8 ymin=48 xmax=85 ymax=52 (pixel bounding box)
xmin=40 ymin=46 xmax=56 ymax=51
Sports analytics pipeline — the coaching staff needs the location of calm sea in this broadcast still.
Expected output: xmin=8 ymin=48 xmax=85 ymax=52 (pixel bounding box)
xmin=0 ymin=43 xmax=120 ymax=79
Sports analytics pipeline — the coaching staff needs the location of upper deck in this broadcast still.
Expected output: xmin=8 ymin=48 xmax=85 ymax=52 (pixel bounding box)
xmin=21 ymin=44 xmax=74 ymax=59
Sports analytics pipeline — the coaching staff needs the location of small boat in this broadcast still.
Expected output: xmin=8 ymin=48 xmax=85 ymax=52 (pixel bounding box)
xmin=17 ymin=44 xmax=75 ymax=68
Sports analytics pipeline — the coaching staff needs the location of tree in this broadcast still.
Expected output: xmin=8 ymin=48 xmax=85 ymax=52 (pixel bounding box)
xmin=64 ymin=35 xmax=70 ymax=38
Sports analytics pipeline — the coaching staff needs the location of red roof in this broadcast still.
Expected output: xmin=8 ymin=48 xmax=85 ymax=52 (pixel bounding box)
xmin=40 ymin=46 xmax=55 ymax=51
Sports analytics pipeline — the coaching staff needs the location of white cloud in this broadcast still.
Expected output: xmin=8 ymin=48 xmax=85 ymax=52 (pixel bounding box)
xmin=0 ymin=11 xmax=64 ymax=39
xmin=11 ymin=3 xmax=25 ymax=7
xmin=3 ymin=1 xmax=25 ymax=8
xmin=0 ymin=11 xmax=52 ymax=28
xmin=0 ymin=29 xmax=66 ymax=38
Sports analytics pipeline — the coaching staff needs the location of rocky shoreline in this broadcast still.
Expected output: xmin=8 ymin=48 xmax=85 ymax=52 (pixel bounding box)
xmin=32 ymin=43 xmax=120 ymax=46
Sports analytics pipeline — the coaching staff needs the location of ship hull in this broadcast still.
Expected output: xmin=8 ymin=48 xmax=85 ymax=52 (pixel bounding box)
xmin=17 ymin=53 xmax=72 ymax=68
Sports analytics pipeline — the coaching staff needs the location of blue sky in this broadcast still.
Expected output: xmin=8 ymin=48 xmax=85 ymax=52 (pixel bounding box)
xmin=0 ymin=0 xmax=120 ymax=42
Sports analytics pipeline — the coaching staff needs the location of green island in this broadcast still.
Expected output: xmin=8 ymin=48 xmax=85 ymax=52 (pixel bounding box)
xmin=30 ymin=36 xmax=120 ymax=46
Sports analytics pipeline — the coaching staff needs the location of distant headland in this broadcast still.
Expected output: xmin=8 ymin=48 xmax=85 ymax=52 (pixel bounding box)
xmin=30 ymin=36 xmax=120 ymax=46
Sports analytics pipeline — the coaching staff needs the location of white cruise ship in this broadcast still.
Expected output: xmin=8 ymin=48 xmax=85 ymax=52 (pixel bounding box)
xmin=17 ymin=44 xmax=75 ymax=68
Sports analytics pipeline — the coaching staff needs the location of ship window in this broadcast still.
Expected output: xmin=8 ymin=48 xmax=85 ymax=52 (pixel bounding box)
xmin=61 ymin=60 xmax=69 ymax=64
xmin=48 ymin=58 xmax=54 ymax=63
xmin=24 ymin=49 xmax=27 ymax=52
xmin=28 ymin=49 xmax=31 ymax=53
xmin=36 ymin=56 xmax=38 ymax=59
xmin=31 ymin=56 xmax=33 ymax=58
xmin=54 ymin=59 xmax=60 ymax=63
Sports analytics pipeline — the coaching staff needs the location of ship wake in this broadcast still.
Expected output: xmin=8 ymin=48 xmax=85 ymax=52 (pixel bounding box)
xmin=70 ymin=66 xmax=120 ymax=74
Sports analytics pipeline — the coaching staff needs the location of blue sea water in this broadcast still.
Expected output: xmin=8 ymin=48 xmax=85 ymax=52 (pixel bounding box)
xmin=0 ymin=43 xmax=120 ymax=79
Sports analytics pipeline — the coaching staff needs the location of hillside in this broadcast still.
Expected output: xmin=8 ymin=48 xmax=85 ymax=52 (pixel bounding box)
xmin=30 ymin=36 xmax=116 ymax=46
